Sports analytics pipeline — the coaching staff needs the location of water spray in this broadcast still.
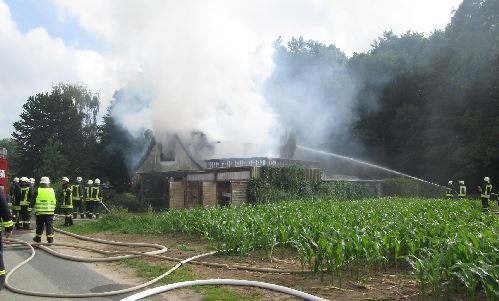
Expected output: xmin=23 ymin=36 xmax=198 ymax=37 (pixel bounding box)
xmin=297 ymin=145 xmax=442 ymax=187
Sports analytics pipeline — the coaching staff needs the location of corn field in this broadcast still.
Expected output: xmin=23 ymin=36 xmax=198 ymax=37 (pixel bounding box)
xmin=96 ymin=198 xmax=499 ymax=300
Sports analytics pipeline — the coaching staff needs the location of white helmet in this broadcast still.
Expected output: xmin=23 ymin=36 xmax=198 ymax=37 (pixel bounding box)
xmin=13 ymin=177 xmax=19 ymax=183
xmin=484 ymin=177 xmax=490 ymax=183
xmin=87 ymin=180 xmax=94 ymax=185
xmin=29 ymin=178 xmax=35 ymax=184
xmin=76 ymin=177 xmax=82 ymax=182
xmin=40 ymin=177 xmax=50 ymax=184
xmin=448 ymin=180 xmax=453 ymax=185
xmin=94 ymin=178 xmax=101 ymax=185
xmin=459 ymin=180 xmax=464 ymax=185
xmin=62 ymin=177 xmax=69 ymax=182
xmin=21 ymin=177 xmax=29 ymax=182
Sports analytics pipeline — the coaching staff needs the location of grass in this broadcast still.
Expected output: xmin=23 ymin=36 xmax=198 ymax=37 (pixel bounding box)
xmin=121 ymin=259 xmax=261 ymax=301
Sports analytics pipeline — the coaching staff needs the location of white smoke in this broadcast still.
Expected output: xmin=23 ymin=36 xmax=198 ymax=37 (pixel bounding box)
xmin=49 ymin=0 xmax=460 ymax=159
xmin=53 ymin=0 xmax=283 ymax=158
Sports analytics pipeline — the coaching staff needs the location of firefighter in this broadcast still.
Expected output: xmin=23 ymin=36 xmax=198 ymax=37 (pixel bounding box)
xmin=71 ymin=177 xmax=85 ymax=219
xmin=445 ymin=180 xmax=456 ymax=199
xmin=478 ymin=177 xmax=492 ymax=211
xmin=31 ymin=177 xmax=56 ymax=243
xmin=89 ymin=179 xmax=102 ymax=219
xmin=0 ymin=190 xmax=14 ymax=290
xmin=29 ymin=178 xmax=35 ymax=187
xmin=60 ymin=177 xmax=73 ymax=226
xmin=457 ymin=180 xmax=466 ymax=199
xmin=18 ymin=177 xmax=32 ymax=230
xmin=8 ymin=177 xmax=19 ymax=204
xmin=9 ymin=177 xmax=20 ymax=221
xmin=85 ymin=179 xmax=93 ymax=219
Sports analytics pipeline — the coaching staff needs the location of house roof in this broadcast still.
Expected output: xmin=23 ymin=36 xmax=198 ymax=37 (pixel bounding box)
xmin=136 ymin=135 xmax=203 ymax=173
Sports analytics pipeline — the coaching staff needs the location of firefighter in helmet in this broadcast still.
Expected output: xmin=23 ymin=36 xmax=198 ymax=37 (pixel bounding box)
xmin=9 ymin=177 xmax=20 ymax=222
xmin=31 ymin=177 xmax=56 ymax=243
xmin=72 ymin=177 xmax=85 ymax=219
xmin=89 ymin=179 xmax=102 ymax=219
xmin=478 ymin=177 xmax=492 ymax=211
xmin=18 ymin=177 xmax=32 ymax=230
xmin=84 ymin=179 xmax=93 ymax=218
xmin=0 ymin=190 xmax=13 ymax=290
xmin=457 ymin=180 xmax=466 ymax=199
xmin=445 ymin=180 xmax=456 ymax=199
xmin=60 ymin=177 xmax=73 ymax=226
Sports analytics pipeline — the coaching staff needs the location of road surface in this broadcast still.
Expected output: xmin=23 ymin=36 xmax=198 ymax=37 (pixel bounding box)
xmin=0 ymin=229 xmax=163 ymax=301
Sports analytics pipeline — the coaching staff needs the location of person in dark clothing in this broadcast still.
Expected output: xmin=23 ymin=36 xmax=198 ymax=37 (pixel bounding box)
xmin=18 ymin=177 xmax=32 ymax=230
xmin=478 ymin=177 xmax=493 ymax=211
xmin=445 ymin=180 xmax=456 ymax=199
xmin=8 ymin=177 xmax=19 ymax=205
xmin=71 ymin=177 xmax=85 ymax=219
xmin=10 ymin=178 xmax=21 ymax=229
xmin=89 ymin=179 xmax=102 ymax=219
xmin=457 ymin=181 xmax=466 ymax=199
xmin=84 ymin=179 xmax=93 ymax=218
xmin=0 ymin=190 xmax=14 ymax=290
xmin=31 ymin=177 xmax=56 ymax=243
xmin=61 ymin=177 xmax=73 ymax=226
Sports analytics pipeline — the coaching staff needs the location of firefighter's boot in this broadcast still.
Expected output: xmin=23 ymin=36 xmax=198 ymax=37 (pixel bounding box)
xmin=73 ymin=212 xmax=77 ymax=219
xmin=47 ymin=237 xmax=54 ymax=244
xmin=33 ymin=236 xmax=41 ymax=243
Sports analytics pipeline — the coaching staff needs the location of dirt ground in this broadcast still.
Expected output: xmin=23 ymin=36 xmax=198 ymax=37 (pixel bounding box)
xmin=54 ymin=230 xmax=423 ymax=301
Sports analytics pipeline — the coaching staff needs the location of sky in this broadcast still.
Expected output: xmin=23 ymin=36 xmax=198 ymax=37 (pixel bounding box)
xmin=0 ymin=0 xmax=462 ymax=140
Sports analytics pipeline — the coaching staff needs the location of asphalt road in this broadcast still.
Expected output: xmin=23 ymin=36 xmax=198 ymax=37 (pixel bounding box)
xmin=0 ymin=229 xmax=157 ymax=301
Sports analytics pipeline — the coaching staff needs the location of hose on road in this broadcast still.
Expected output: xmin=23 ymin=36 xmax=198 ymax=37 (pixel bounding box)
xmin=4 ymin=227 xmax=327 ymax=300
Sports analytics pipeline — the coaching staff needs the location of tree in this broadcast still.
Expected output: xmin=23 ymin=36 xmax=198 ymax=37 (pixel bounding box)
xmin=11 ymin=84 xmax=99 ymax=180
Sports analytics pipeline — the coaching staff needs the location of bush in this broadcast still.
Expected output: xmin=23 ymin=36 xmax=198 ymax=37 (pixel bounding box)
xmin=383 ymin=178 xmax=444 ymax=198
xmin=247 ymin=166 xmax=377 ymax=203
xmin=105 ymin=192 xmax=151 ymax=212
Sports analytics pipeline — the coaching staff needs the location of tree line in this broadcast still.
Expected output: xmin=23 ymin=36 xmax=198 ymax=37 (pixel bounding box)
xmin=267 ymin=0 xmax=499 ymax=186
xmin=2 ymin=0 xmax=497 ymax=191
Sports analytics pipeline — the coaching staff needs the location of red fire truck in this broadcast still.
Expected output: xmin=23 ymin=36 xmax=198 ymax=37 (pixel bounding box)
xmin=0 ymin=147 xmax=8 ymax=198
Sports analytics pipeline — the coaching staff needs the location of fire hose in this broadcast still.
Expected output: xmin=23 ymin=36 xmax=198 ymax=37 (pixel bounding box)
xmin=3 ymin=228 xmax=327 ymax=300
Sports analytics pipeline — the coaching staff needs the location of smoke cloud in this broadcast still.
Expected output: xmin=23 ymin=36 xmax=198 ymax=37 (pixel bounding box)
xmin=48 ymin=0 xmax=460 ymax=162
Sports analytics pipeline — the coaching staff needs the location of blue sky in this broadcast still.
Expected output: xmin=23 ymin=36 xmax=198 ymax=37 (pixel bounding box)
xmin=5 ymin=0 xmax=102 ymax=51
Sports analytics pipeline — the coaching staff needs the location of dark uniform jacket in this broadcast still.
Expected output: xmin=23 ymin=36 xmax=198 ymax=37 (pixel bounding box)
xmin=0 ymin=192 xmax=13 ymax=233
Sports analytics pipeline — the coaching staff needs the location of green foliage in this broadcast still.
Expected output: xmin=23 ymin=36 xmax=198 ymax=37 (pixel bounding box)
xmin=105 ymin=192 xmax=150 ymax=212
xmin=0 ymin=138 xmax=19 ymax=176
xmin=72 ymin=198 xmax=499 ymax=299
xmin=383 ymin=178 xmax=445 ymax=198
xmin=11 ymin=83 xmax=99 ymax=180
xmin=350 ymin=0 xmax=499 ymax=185
xmin=248 ymin=166 xmax=376 ymax=203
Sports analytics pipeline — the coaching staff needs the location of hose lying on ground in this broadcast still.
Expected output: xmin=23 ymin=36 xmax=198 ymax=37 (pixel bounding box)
xmin=4 ymin=228 xmax=327 ymax=299
xmin=121 ymin=279 xmax=328 ymax=301
xmin=56 ymin=228 xmax=316 ymax=274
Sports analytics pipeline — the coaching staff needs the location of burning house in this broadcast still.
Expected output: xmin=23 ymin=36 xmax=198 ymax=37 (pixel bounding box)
xmin=135 ymin=135 xmax=322 ymax=209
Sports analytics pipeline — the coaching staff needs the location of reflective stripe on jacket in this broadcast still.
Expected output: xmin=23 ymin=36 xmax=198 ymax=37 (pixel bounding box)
xmin=480 ymin=184 xmax=492 ymax=199
xmin=35 ymin=187 xmax=56 ymax=215
xmin=71 ymin=184 xmax=82 ymax=200
xmin=61 ymin=186 xmax=73 ymax=209
xmin=20 ymin=187 xmax=30 ymax=206
xmin=458 ymin=185 xmax=466 ymax=197
xmin=89 ymin=186 xmax=100 ymax=201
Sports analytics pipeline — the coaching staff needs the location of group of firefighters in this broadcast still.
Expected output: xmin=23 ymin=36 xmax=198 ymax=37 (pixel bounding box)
xmin=445 ymin=176 xmax=497 ymax=211
xmin=8 ymin=176 xmax=103 ymax=241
